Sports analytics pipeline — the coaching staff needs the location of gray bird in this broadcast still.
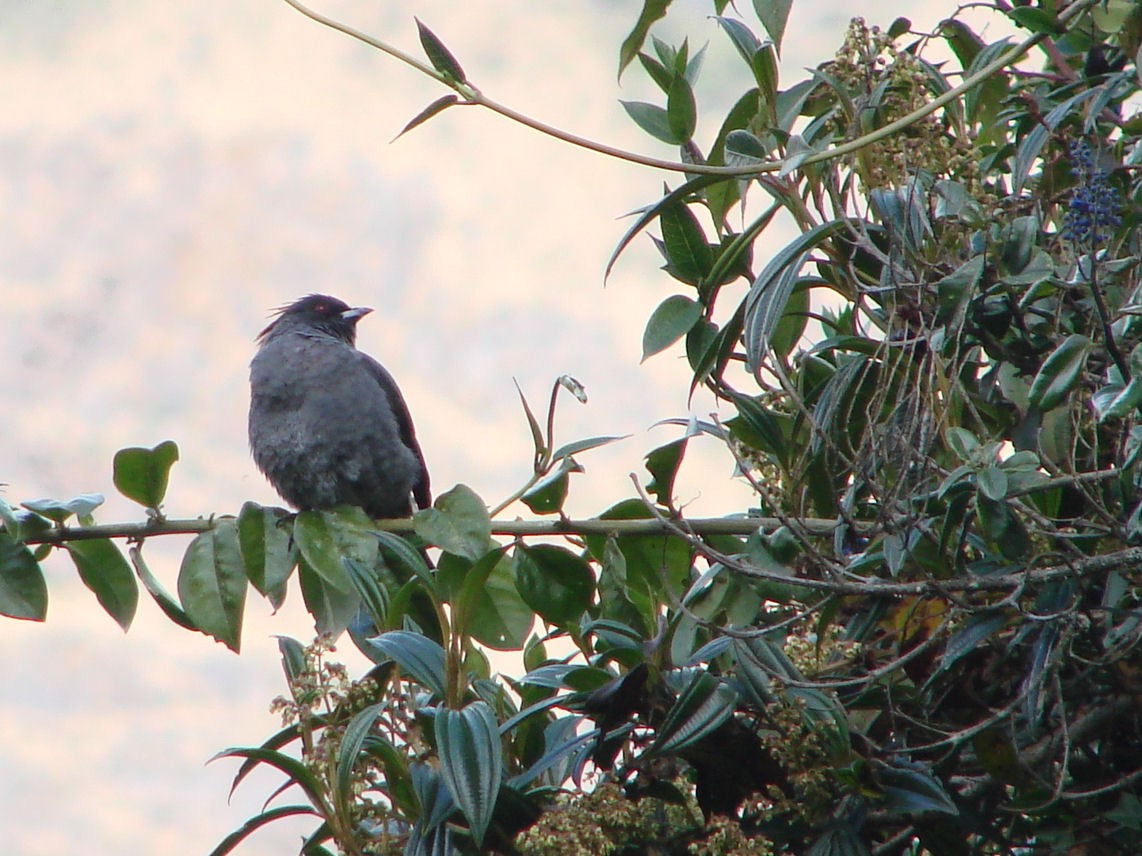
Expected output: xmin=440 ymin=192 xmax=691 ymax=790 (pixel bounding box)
xmin=248 ymin=294 xmax=430 ymax=519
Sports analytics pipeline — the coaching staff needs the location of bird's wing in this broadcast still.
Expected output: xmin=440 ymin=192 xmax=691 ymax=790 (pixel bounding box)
xmin=356 ymin=352 xmax=432 ymax=510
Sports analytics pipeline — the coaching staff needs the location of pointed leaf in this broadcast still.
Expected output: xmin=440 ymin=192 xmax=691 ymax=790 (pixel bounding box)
xmin=455 ymin=548 xmax=532 ymax=650
xmin=435 ymin=701 xmax=503 ymax=846
xmin=396 ymin=95 xmax=459 ymax=140
xmin=178 ymin=519 xmax=246 ymax=651
xmin=66 ymin=538 xmax=138 ymax=631
xmin=659 ymin=202 xmax=714 ymax=285
xmin=752 ymin=0 xmax=792 ymax=53
xmin=619 ymin=100 xmax=677 ymax=144
xmin=370 ymin=630 xmax=447 ymax=698
xmin=513 ymin=544 xmax=595 ymax=628
xmin=643 ymin=295 xmax=702 ymax=361
xmin=744 ymin=219 xmax=847 ymax=372
xmin=976 ymin=466 xmax=1009 ymax=502
xmin=129 ymin=546 xmax=194 ymax=629
xmin=939 ymin=612 xmax=1007 ymax=673
xmin=648 ymin=671 xmax=737 ymax=755
xmin=1028 ymin=334 xmax=1091 ymax=412
xmin=0 ymin=532 xmax=47 ymax=621
xmin=877 ymin=760 xmax=959 ymax=816
xmin=414 ymin=484 xmax=492 ymax=561
xmin=666 ymin=73 xmax=697 ymax=142
xmin=336 ymin=703 xmax=385 ymax=801
xmin=207 ymin=806 xmax=319 ymax=856
xmin=210 ymin=746 xmax=325 ymax=807
xmin=520 ymin=461 xmax=573 ymax=515
xmin=644 ymin=437 xmax=688 ymax=506
xmin=297 ymin=558 xmax=360 ymax=636
xmin=238 ymin=501 xmax=295 ymax=610
xmin=618 ymin=0 xmax=672 ymax=79
xmin=415 ymin=19 xmax=466 ymax=82
xmin=293 ymin=507 xmax=377 ymax=594
xmin=550 ymin=434 xmax=628 ymax=462
xmin=605 ymin=175 xmax=725 ymax=282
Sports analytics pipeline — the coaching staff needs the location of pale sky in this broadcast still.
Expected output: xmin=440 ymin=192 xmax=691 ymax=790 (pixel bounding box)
xmin=1 ymin=1 xmax=1003 ymax=852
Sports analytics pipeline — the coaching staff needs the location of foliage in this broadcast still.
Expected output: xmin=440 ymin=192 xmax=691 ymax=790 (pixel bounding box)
xmin=4 ymin=0 xmax=1142 ymax=854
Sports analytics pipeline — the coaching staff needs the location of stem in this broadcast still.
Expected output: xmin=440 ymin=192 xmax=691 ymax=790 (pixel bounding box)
xmin=1087 ymin=257 xmax=1129 ymax=380
xmin=280 ymin=0 xmax=1098 ymax=177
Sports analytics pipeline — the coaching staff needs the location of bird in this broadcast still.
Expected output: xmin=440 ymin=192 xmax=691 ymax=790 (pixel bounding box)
xmin=248 ymin=294 xmax=430 ymax=519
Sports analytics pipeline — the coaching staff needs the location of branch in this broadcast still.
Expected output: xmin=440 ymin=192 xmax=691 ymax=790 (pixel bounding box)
xmin=14 ymin=513 xmax=839 ymax=546
xmin=280 ymin=0 xmax=1099 ymax=178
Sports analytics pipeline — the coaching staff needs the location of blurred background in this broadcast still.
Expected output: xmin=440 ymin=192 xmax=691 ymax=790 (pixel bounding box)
xmin=1 ymin=1 xmax=1002 ymax=852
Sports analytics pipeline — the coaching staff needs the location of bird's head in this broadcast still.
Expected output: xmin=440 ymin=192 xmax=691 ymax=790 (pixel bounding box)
xmin=257 ymin=294 xmax=373 ymax=346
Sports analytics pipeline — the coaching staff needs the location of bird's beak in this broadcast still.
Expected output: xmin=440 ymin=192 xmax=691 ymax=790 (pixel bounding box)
xmin=341 ymin=306 xmax=374 ymax=322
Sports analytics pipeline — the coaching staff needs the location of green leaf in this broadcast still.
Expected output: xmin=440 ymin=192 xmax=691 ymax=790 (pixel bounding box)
xmin=715 ymin=17 xmax=766 ymax=84
xmin=178 ymin=519 xmax=247 ymax=651
xmin=743 ymin=219 xmax=846 ymax=373
xmin=752 ymin=0 xmax=792 ymax=54
xmin=642 ymin=295 xmax=703 ymax=361
xmin=520 ymin=461 xmax=573 ymax=516
xmin=277 ymin=635 xmax=307 ymax=687
xmin=877 ymin=760 xmax=959 ymax=816
xmin=605 ymin=175 xmax=724 ymax=282
xmin=1012 ymin=90 xmax=1095 ymax=194
xmin=976 ymin=497 xmax=1030 ymax=562
xmin=647 ymin=671 xmax=737 ymax=755
xmin=768 ymin=280 xmax=810 ymax=360
xmin=129 ymin=546 xmax=194 ymax=630
xmin=415 ymin=484 xmax=492 ymax=562
xmin=455 ymin=549 xmax=532 ymax=650
xmin=728 ymin=393 xmax=788 ymax=465
xmin=208 ymin=806 xmax=319 ymax=856
xmin=0 ymin=496 xmax=19 ymax=540
xmin=1028 ymin=334 xmax=1091 ymax=412
xmin=645 ymin=437 xmax=688 ymax=507
xmin=619 ymin=100 xmax=678 ymax=144
xmin=435 ymin=701 xmax=503 ymax=846
xmin=415 ymin=18 xmax=466 ymax=82
xmin=939 ymin=612 xmax=1007 ymax=673
xmin=335 ymin=703 xmax=385 ymax=802
xmin=659 ymin=202 xmax=714 ymax=286
xmin=371 ymin=630 xmax=447 ymax=699
xmin=210 ymin=746 xmax=326 ymax=808
xmin=293 ymin=507 xmax=377 ymax=594
xmin=515 ymin=381 xmax=546 ymax=458
xmin=946 ymin=427 xmax=981 ymax=461
xmin=666 ymin=74 xmax=697 ymax=142
xmin=724 ymin=128 xmax=767 ymax=163
xmin=112 ymin=440 xmax=179 ymax=509
xmin=395 ymin=95 xmax=459 ymax=140
xmin=618 ymin=0 xmax=672 ymax=79
xmin=238 ymin=502 xmax=296 ymax=610
xmin=638 ymin=51 xmax=673 ymax=92
xmin=1005 ymin=6 xmax=1060 ymax=34
xmin=0 ymin=532 xmax=47 ymax=620
xmin=588 ymin=501 xmax=692 ymax=606
xmin=1093 ymin=379 xmax=1142 ymax=422
xmin=21 ymin=493 xmax=104 ymax=524
xmin=297 ymin=558 xmax=360 ymax=637
xmin=66 ymin=538 xmax=138 ymax=631
xmin=372 ymin=530 xmax=434 ymax=586
xmin=513 ymin=544 xmax=595 ymax=628
xmin=976 ymin=466 xmax=1008 ymax=502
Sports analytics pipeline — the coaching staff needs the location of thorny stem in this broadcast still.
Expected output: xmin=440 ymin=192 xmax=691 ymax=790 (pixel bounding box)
xmin=280 ymin=0 xmax=1099 ymax=178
